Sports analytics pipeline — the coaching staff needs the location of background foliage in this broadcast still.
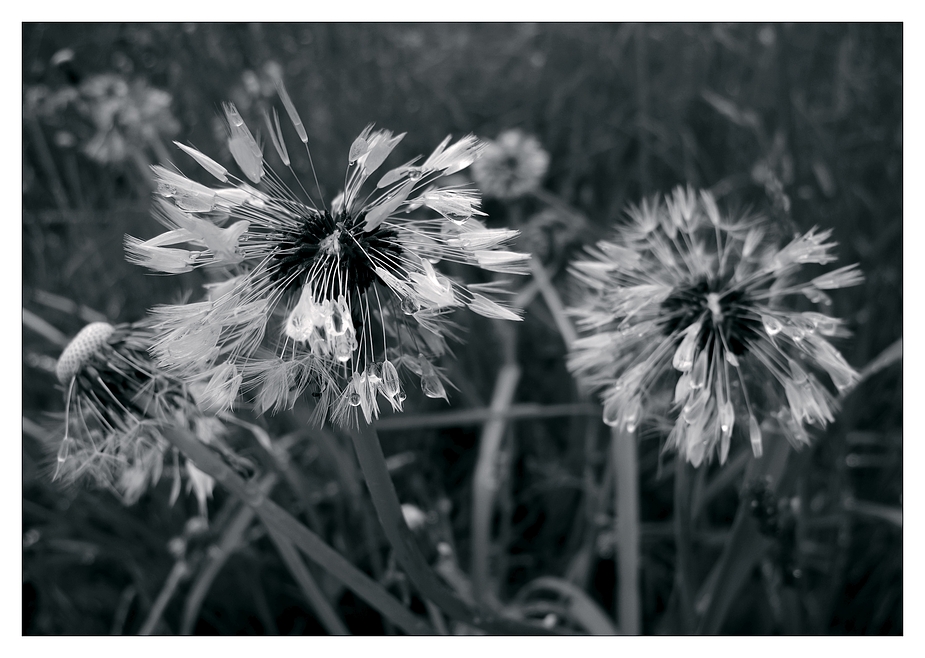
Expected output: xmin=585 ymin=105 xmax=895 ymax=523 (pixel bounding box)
xmin=22 ymin=23 xmax=902 ymax=635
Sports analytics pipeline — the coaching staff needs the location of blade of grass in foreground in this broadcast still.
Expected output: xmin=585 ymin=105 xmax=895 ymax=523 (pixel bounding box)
xmin=348 ymin=421 xmax=556 ymax=635
xmin=264 ymin=519 xmax=350 ymax=634
xmin=161 ymin=426 xmax=433 ymax=635
xmin=695 ymin=436 xmax=791 ymax=634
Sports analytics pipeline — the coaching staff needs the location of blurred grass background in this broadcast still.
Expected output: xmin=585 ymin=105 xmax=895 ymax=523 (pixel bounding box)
xmin=22 ymin=23 xmax=901 ymax=635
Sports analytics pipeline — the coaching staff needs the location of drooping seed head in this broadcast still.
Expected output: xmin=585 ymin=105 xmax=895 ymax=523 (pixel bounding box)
xmin=56 ymin=322 xmax=115 ymax=384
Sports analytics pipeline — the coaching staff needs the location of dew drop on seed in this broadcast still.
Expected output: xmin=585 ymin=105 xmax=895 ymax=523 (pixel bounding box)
xmin=762 ymin=314 xmax=783 ymax=336
xmin=422 ymin=374 xmax=446 ymax=399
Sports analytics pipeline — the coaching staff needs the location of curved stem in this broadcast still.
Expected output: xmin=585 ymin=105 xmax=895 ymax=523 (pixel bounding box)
xmin=348 ymin=421 xmax=555 ymax=635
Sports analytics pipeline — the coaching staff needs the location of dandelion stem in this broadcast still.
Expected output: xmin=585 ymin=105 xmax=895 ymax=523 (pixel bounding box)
xmin=673 ymin=457 xmax=695 ymax=633
xmin=348 ymin=421 xmax=556 ymax=634
xmin=612 ymin=425 xmax=641 ymax=634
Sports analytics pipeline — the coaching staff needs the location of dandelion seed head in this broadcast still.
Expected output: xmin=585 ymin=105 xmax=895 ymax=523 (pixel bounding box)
xmin=471 ymin=129 xmax=549 ymax=200
xmin=54 ymin=322 xmax=219 ymax=507
xmin=128 ymin=86 xmax=528 ymax=424
xmin=568 ymin=186 xmax=862 ymax=466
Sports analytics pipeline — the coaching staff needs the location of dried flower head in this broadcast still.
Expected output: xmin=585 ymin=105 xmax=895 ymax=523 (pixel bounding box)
xmin=568 ymin=186 xmax=863 ymax=466
xmin=54 ymin=321 xmax=221 ymax=512
xmin=127 ymin=86 xmax=529 ymax=425
xmin=471 ymin=129 xmax=550 ymax=200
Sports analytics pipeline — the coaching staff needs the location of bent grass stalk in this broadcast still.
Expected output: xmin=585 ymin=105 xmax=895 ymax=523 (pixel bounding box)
xmin=160 ymin=425 xmax=433 ymax=635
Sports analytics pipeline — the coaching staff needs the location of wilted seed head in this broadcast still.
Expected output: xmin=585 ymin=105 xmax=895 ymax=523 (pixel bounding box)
xmin=128 ymin=83 xmax=530 ymax=425
xmin=471 ymin=128 xmax=550 ymax=200
xmin=56 ymin=322 xmax=115 ymax=384
xmin=54 ymin=321 xmax=218 ymax=509
xmin=568 ymin=185 xmax=862 ymax=467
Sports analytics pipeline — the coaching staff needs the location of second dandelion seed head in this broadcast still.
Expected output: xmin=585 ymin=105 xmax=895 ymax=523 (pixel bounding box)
xmin=568 ymin=185 xmax=863 ymax=467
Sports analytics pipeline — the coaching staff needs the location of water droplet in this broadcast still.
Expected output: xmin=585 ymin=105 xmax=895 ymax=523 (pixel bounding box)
xmin=672 ymin=322 xmax=702 ymax=372
xmin=334 ymin=337 xmax=353 ymax=363
xmin=396 ymin=391 xmax=407 ymax=402
xmin=762 ymin=314 xmax=782 ymax=336
xmin=381 ymin=360 xmax=401 ymax=397
xmin=749 ymin=415 xmax=763 ymax=457
xmin=602 ymin=397 xmax=621 ymax=427
xmin=422 ymin=374 xmax=446 ymax=400
xmin=720 ymin=401 xmax=735 ymax=435
xmin=348 ymin=392 xmax=361 ymax=407
xmin=690 ymin=350 xmax=708 ymax=389
xmin=674 ymin=372 xmax=691 ymax=403
xmin=56 ymin=437 xmax=71 ymax=463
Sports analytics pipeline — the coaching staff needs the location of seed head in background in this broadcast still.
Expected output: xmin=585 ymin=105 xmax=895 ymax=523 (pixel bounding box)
xmin=126 ymin=83 xmax=530 ymax=425
xmin=471 ymin=128 xmax=550 ymax=200
xmin=54 ymin=321 xmax=222 ymax=513
xmin=567 ymin=186 xmax=863 ymax=467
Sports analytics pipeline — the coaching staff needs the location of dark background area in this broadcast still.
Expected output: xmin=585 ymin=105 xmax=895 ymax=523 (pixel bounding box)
xmin=23 ymin=23 xmax=901 ymax=635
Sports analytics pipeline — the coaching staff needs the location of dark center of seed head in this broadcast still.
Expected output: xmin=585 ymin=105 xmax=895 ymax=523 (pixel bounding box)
xmin=659 ymin=277 xmax=761 ymax=356
xmin=270 ymin=208 xmax=402 ymax=299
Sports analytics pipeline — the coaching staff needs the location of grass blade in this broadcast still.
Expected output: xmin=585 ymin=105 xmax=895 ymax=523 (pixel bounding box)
xmin=348 ymin=421 xmax=556 ymax=634
xmin=513 ymin=576 xmax=618 ymax=635
xmin=264 ymin=519 xmax=350 ymax=634
xmin=695 ymin=437 xmax=792 ymax=634
xmin=160 ymin=426 xmax=433 ymax=635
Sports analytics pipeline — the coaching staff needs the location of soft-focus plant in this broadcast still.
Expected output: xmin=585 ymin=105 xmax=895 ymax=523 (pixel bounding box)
xmin=25 ymin=71 xmax=179 ymax=167
xmin=471 ymin=128 xmax=550 ymax=200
